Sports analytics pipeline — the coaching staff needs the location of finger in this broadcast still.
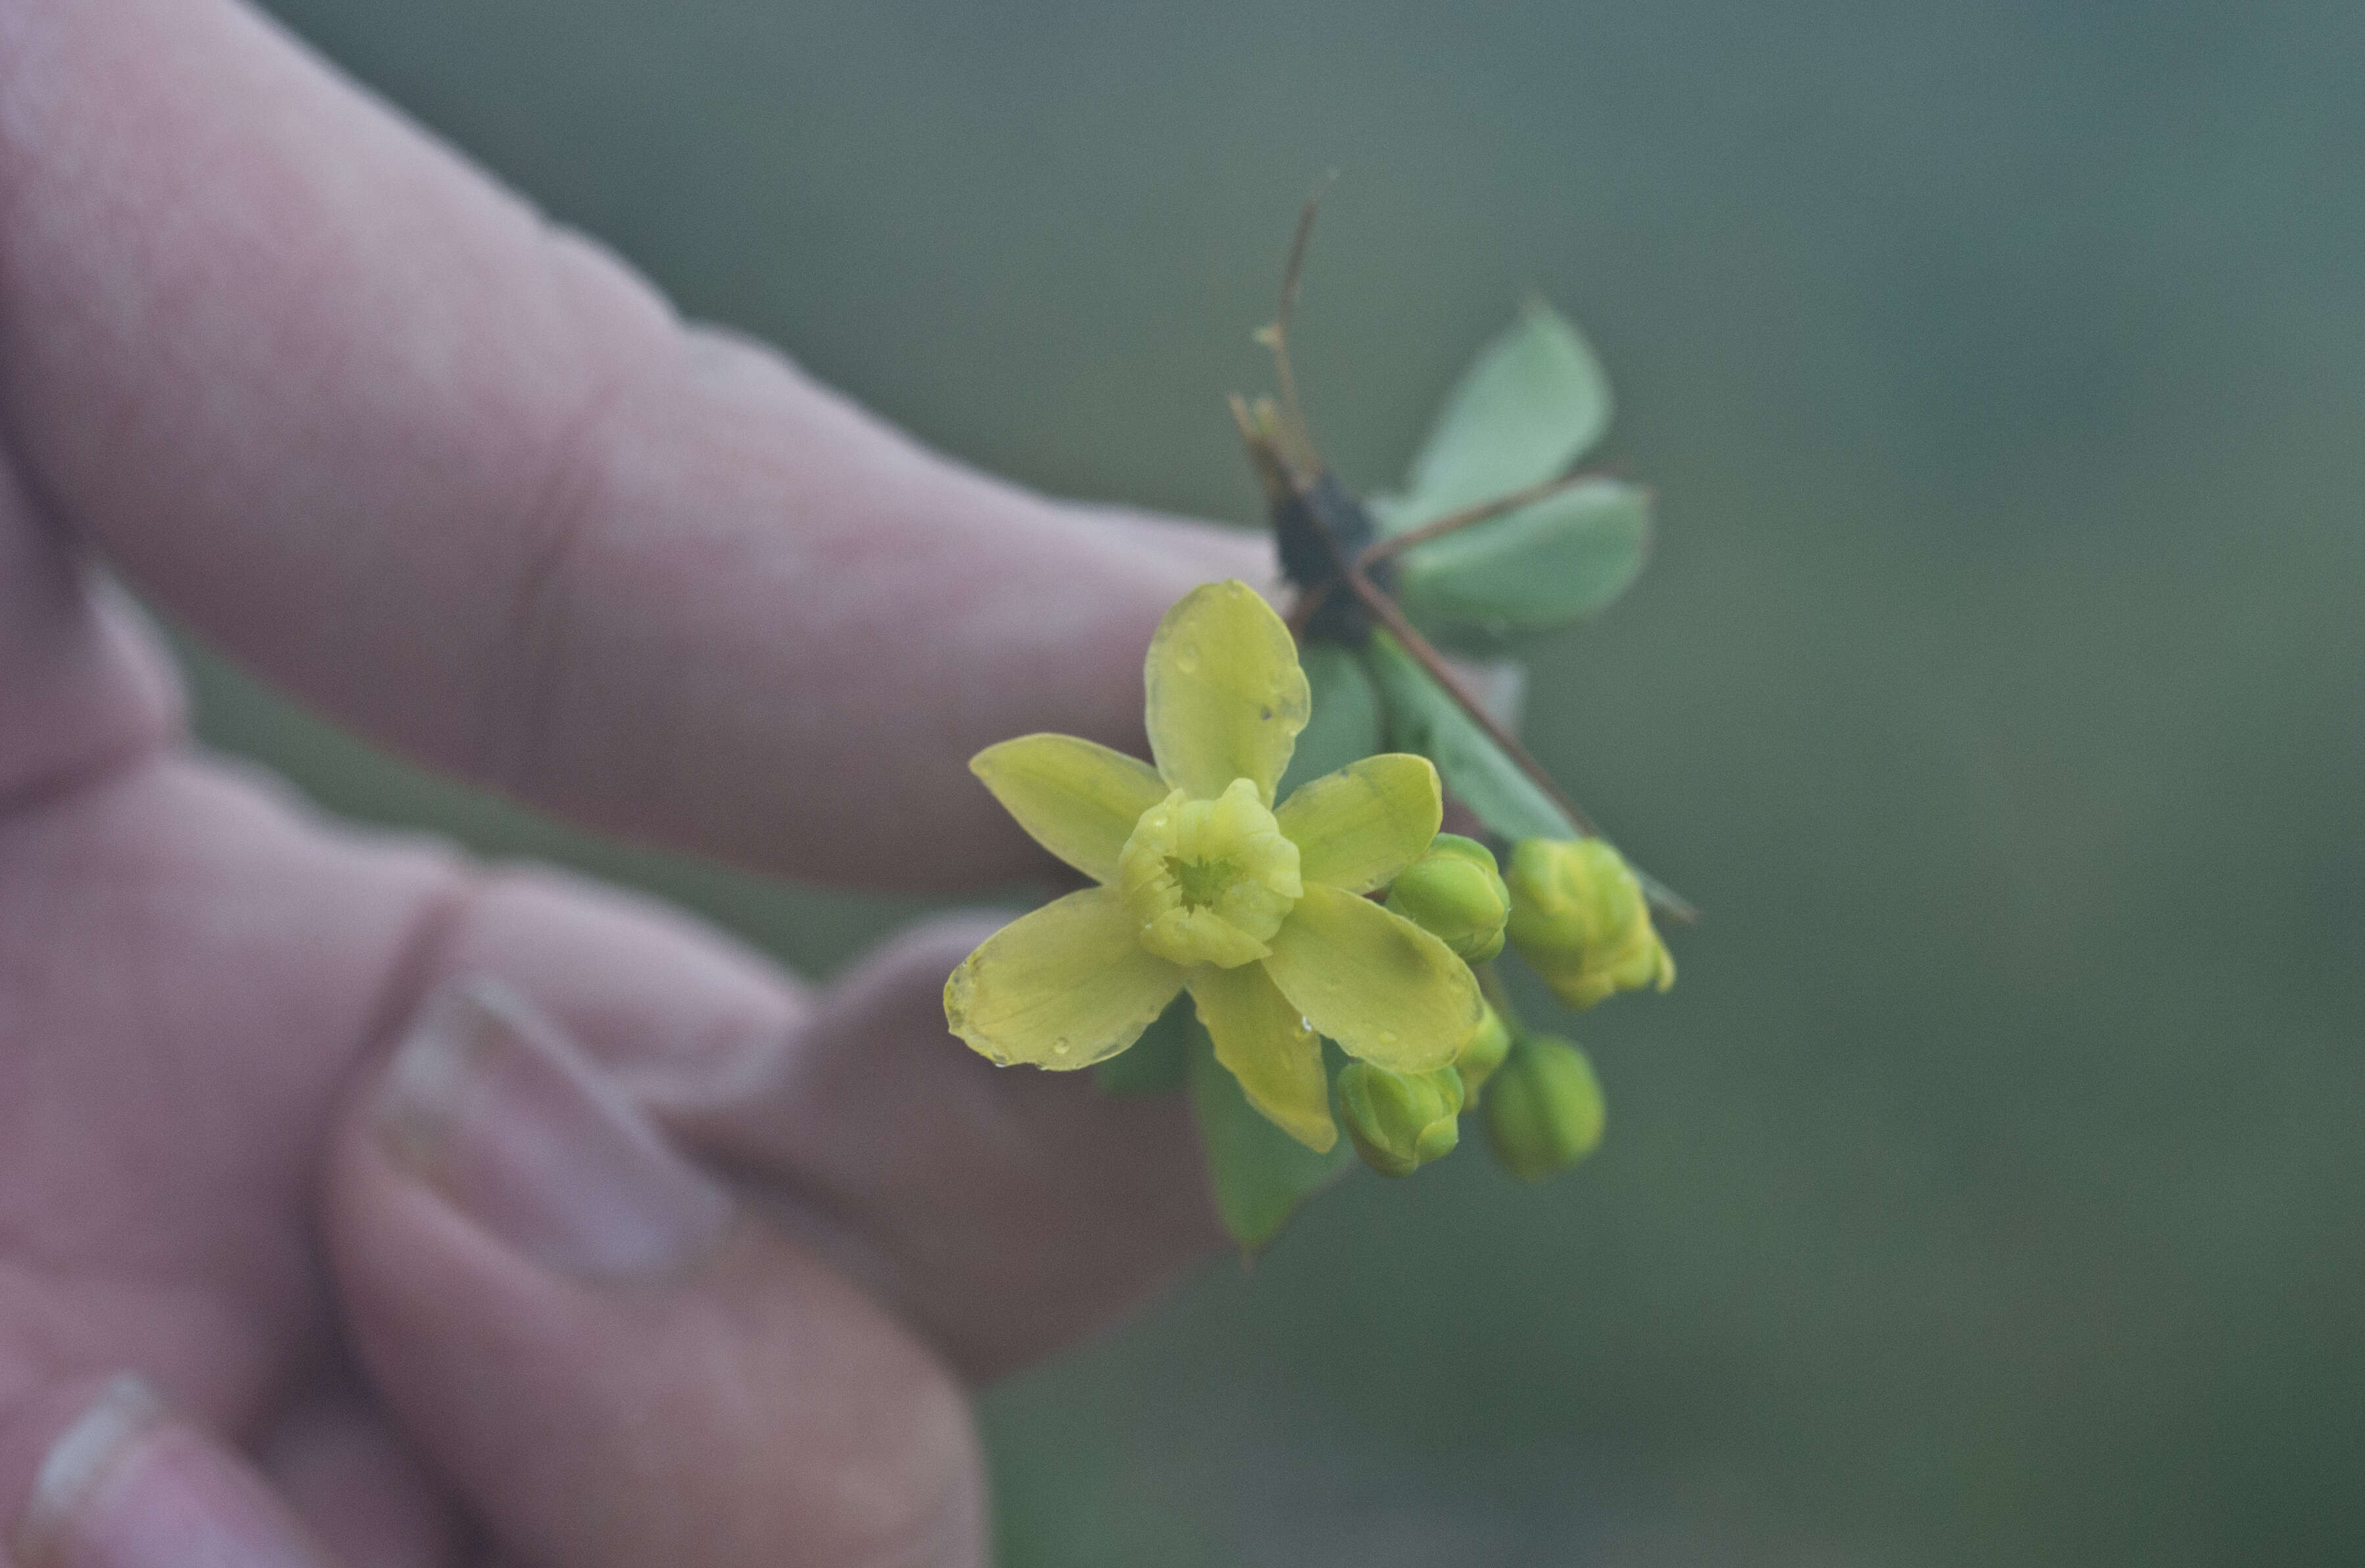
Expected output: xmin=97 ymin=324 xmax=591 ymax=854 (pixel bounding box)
xmin=0 ymin=0 xmax=1266 ymax=891
xmin=424 ymin=880 xmax=1222 ymax=1382
xmin=690 ymin=916 xmax=1226 ymax=1382
xmin=413 ymin=866 xmax=810 ymax=1118
xmin=0 ymin=447 xmax=178 ymax=809
xmin=0 ymin=751 xmax=460 ymax=1440
xmin=0 ymin=757 xmax=467 ymax=1568
xmin=258 ymin=1391 xmax=470 ymax=1568
xmin=324 ymin=982 xmax=986 ymax=1568
xmin=0 ymin=1373 xmax=353 ymax=1568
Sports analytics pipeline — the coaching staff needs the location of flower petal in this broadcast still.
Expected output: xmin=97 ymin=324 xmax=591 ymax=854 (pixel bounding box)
xmin=1144 ymin=580 xmax=1310 ymax=803
xmin=1189 ymin=964 xmax=1336 ymax=1152
xmin=1275 ymin=753 xmax=1443 ymax=894
xmin=970 ymin=734 xmax=1166 ymax=884
xmin=944 ymin=887 xmax=1185 ymax=1069
xmin=1264 ymin=884 xmax=1480 ymax=1073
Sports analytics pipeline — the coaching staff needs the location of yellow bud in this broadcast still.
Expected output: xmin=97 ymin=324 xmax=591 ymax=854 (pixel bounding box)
xmin=1483 ymin=1035 xmax=1604 ymax=1181
xmin=1384 ymin=834 xmax=1510 ymax=962
xmin=1502 ymin=837 xmax=1675 ymax=1011
xmin=1336 ymin=1060 xmax=1464 ymax=1178
xmin=1454 ymin=1002 xmax=1514 ymax=1103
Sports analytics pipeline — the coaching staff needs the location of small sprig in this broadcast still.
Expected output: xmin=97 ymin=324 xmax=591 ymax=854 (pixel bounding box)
xmin=1221 ymin=195 xmax=1691 ymax=1214
xmin=945 ymin=200 xmax=1692 ymax=1249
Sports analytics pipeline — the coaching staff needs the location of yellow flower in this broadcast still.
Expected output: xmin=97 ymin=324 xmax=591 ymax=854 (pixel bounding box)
xmin=1336 ymin=1060 xmax=1464 ymax=1178
xmin=1384 ymin=833 xmax=1510 ymax=963
xmin=1503 ymin=836 xmax=1676 ymax=1011
xmin=1482 ymin=1035 xmax=1606 ymax=1180
xmin=944 ymin=580 xmax=1482 ymax=1151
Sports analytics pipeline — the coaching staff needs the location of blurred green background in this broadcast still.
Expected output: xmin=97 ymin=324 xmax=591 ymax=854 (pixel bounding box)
xmin=208 ymin=2 xmax=2365 ymax=1562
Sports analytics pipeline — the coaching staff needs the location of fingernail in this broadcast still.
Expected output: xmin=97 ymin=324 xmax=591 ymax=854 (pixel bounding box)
xmin=12 ymin=1375 xmax=328 ymax=1568
xmin=376 ymin=978 xmax=733 ymax=1281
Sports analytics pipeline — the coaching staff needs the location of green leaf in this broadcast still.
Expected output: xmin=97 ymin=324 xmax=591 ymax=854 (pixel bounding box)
xmin=1381 ymin=298 xmax=1612 ymax=533
xmin=1365 ymin=632 xmax=1573 ymax=843
xmin=1397 ymin=479 xmax=1652 ymax=650
xmin=1187 ymin=1008 xmax=1355 ymax=1250
xmin=1095 ymin=990 xmax=1195 ymax=1097
xmin=1274 ymin=639 xmax=1383 ymax=800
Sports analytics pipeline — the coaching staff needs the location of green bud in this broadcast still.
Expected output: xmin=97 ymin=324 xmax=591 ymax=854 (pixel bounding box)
xmin=1455 ymin=1003 xmax=1514 ymax=1103
xmin=1483 ymin=1035 xmax=1605 ymax=1181
xmin=1336 ymin=1060 xmax=1464 ymax=1178
xmin=1502 ymin=837 xmax=1675 ymax=1011
xmin=1385 ymin=834 xmax=1510 ymax=963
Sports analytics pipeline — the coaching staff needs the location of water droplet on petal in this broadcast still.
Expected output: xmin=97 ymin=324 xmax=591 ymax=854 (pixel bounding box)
xmin=1176 ymin=643 xmax=1200 ymax=673
xmin=1378 ymin=1029 xmax=1400 ymax=1047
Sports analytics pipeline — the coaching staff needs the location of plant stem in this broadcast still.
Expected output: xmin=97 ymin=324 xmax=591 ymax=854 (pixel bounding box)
xmin=1285 ymin=578 xmax=1335 ymax=640
xmin=1354 ymin=471 xmax=1600 ymax=567
xmin=1266 ymin=436 xmax=1697 ymax=925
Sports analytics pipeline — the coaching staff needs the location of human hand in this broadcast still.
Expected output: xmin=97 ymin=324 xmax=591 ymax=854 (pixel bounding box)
xmin=0 ymin=2 xmax=1267 ymax=1562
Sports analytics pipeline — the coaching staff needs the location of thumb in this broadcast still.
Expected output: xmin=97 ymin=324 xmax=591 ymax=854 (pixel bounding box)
xmin=323 ymin=979 xmax=984 ymax=1568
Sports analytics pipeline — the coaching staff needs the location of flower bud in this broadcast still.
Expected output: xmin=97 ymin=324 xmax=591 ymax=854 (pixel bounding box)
xmin=1454 ymin=1003 xmax=1513 ymax=1103
xmin=1483 ymin=1035 xmax=1604 ymax=1181
xmin=1385 ymin=834 xmax=1510 ymax=963
xmin=1502 ymin=837 xmax=1675 ymax=1011
xmin=1336 ymin=1060 xmax=1464 ymax=1178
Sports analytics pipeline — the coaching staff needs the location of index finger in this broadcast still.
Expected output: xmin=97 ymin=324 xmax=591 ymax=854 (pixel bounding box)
xmin=0 ymin=0 xmax=1267 ymax=890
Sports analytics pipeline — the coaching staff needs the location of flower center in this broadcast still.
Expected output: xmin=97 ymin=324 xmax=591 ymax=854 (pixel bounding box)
xmin=1170 ymin=855 xmax=1239 ymax=908
xmin=1118 ymin=779 xmax=1303 ymax=968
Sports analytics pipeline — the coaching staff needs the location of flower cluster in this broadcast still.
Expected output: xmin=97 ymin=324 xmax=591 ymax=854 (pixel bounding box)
xmin=944 ymin=575 xmax=1683 ymax=1216
xmin=945 ymin=581 xmax=1479 ymax=1151
xmin=942 ymin=288 xmax=1686 ymax=1243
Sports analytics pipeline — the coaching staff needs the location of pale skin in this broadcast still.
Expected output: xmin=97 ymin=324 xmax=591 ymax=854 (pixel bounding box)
xmin=0 ymin=1 xmax=1276 ymax=1564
